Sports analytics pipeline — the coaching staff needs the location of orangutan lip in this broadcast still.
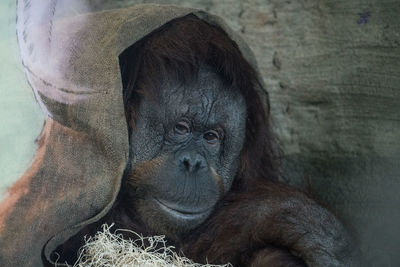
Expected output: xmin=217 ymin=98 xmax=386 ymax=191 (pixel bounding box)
xmin=152 ymin=197 xmax=210 ymax=218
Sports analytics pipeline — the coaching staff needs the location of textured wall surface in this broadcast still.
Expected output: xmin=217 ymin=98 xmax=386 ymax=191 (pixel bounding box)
xmin=1 ymin=0 xmax=399 ymax=266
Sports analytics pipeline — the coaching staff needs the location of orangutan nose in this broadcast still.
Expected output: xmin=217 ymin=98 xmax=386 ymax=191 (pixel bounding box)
xmin=179 ymin=152 xmax=206 ymax=173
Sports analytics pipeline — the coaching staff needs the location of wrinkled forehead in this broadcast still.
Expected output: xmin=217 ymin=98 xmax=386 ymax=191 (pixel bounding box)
xmin=153 ymin=67 xmax=247 ymax=122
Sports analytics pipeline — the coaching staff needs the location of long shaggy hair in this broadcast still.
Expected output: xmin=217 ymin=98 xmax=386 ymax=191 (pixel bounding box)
xmin=119 ymin=14 xmax=279 ymax=189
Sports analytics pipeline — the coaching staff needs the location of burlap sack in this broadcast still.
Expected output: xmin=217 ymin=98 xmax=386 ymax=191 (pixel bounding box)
xmin=0 ymin=2 xmax=267 ymax=266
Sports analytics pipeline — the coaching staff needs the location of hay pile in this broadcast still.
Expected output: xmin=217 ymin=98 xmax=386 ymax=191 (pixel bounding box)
xmin=63 ymin=224 xmax=232 ymax=267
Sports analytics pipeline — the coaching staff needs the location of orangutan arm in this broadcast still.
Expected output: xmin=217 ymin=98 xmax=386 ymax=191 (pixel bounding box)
xmin=183 ymin=181 xmax=357 ymax=267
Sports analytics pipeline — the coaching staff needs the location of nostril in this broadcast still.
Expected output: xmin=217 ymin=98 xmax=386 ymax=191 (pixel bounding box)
xmin=183 ymin=159 xmax=190 ymax=170
xmin=193 ymin=161 xmax=202 ymax=172
xmin=179 ymin=154 xmax=206 ymax=173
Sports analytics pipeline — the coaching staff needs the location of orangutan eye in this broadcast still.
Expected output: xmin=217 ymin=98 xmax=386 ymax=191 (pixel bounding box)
xmin=203 ymin=130 xmax=219 ymax=144
xmin=174 ymin=121 xmax=190 ymax=135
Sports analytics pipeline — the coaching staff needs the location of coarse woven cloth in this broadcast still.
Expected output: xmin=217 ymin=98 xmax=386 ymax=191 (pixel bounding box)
xmin=0 ymin=2 xmax=267 ymax=266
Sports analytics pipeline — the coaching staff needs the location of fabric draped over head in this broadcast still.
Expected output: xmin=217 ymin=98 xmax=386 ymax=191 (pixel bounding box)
xmin=0 ymin=2 xmax=267 ymax=266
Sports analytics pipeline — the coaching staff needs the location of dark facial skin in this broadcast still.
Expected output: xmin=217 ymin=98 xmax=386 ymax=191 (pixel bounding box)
xmin=124 ymin=67 xmax=247 ymax=237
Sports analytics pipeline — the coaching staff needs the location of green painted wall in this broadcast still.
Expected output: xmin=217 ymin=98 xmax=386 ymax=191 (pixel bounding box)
xmin=0 ymin=1 xmax=45 ymax=198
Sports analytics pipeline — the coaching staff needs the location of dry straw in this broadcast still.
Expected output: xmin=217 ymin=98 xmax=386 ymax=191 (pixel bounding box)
xmin=59 ymin=224 xmax=232 ymax=267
